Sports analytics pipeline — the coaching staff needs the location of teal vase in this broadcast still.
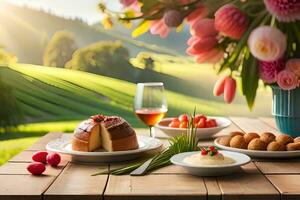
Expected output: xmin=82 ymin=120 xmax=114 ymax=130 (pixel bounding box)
xmin=272 ymin=86 xmax=300 ymax=137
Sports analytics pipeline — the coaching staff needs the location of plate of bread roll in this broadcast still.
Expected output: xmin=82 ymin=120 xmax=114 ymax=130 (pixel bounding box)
xmin=214 ymin=131 xmax=300 ymax=158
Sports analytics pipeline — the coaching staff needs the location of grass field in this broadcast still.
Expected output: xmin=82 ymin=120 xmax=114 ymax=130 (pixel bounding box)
xmin=0 ymin=62 xmax=272 ymax=165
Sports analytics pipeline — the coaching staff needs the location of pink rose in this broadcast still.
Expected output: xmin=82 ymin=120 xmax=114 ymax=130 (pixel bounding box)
xmin=248 ymin=26 xmax=287 ymax=62
xmin=277 ymin=69 xmax=298 ymax=90
xmin=286 ymin=59 xmax=300 ymax=78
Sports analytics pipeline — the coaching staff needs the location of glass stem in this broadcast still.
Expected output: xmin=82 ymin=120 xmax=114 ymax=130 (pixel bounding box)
xmin=149 ymin=126 xmax=155 ymax=138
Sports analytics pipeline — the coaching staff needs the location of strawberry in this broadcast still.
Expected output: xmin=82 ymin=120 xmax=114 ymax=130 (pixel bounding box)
xmin=201 ymin=149 xmax=208 ymax=155
xmin=179 ymin=121 xmax=188 ymax=128
xmin=27 ymin=162 xmax=46 ymax=175
xmin=32 ymin=151 xmax=48 ymax=163
xmin=197 ymin=118 xmax=206 ymax=128
xmin=206 ymin=119 xmax=218 ymax=128
xmin=46 ymin=153 xmax=61 ymax=167
xmin=178 ymin=114 xmax=189 ymax=122
xmin=169 ymin=118 xmax=180 ymax=128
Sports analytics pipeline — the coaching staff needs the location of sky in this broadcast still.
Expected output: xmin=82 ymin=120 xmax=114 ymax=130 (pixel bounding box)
xmin=4 ymin=0 xmax=121 ymax=24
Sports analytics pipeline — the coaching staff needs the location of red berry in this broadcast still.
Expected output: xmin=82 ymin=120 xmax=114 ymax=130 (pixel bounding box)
xmin=172 ymin=118 xmax=180 ymax=123
xmin=32 ymin=151 xmax=48 ymax=163
xmin=46 ymin=153 xmax=61 ymax=167
xmin=27 ymin=162 xmax=46 ymax=175
xmin=209 ymin=146 xmax=215 ymax=151
xmin=201 ymin=149 xmax=207 ymax=155
xmin=178 ymin=114 xmax=189 ymax=122
xmin=179 ymin=121 xmax=188 ymax=128
xmin=206 ymin=119 xmax=218 ymax=128
xmin=163 ymin=10 xmax=183 ymax=27
xmin=197 ymin=118 xmax=206 ymax=128
xmin=193 ymin=115 xmax=202 ymax=124
xmin=169 ymin=119 xmax=180 ymax=128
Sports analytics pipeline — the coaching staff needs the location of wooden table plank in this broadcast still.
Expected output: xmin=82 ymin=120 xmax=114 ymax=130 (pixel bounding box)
xmin=230 ymin=117 xmax=281 ymax=134
xmin=255 ymin=160 xmax=300 ymax=174
xmin=105 ymin=174 xmax=207 ymax=200
xmin=27 ymin=132 xmax=64 ymax=151
xmin=0 ymin=175 xmax=55 ymax=200
xmin=44 ymin=163 xmax=108 ymax=200
xmin=204 ymin=178 xmax=221 ymax=200
xmin=9 ymin=150 xmax=70 ymax=166
xmin=0 ymin=162 xmax=65 ymax=176
xmin=267 ymin=175 xmax=300 ymax=200
xmin=217 ymin=163 xmax=280 ymax=200
xmin=259 ymin=117 xmax=277 ymax=129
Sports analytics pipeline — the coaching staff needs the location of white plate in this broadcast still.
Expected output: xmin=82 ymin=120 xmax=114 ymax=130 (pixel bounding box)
xmin=155 ymin=117 xmax=231 ymax=139
xmin=214 ymin=137 xmax=300 ymax=158
xmin=46 ymin=135 xmax=162 ymax=163
xmin=171 ymin=151 xmax=251 ymax=176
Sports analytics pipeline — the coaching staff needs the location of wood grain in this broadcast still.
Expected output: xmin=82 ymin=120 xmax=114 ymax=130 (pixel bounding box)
xmin=0 ymin=174 xmax=55 ymax=200
xmin=27 ymin=132 xmax=64 ymax=151
xmin=230 ymin=117 xmax=280 ymax=134
xmin=204 ymin=178 xmax=221 ymax=200
xmin=267 ymin=175 xmax=300 ymax=200
xmin=105 ymin=174 xmax=207 ymax=200
xmin=259 ymin=117 xmax=277 ymax=129
xmin=44 ymin=163 xmax=108 ymax=200
xmin=217 ymin=163 xmax=280 ymax=200
xmin=255 ymin=160 xmax=300 ymax=174
xmin=0 ymin=162 xmax=65 ymax=176
xmin=9 ymin=150 xmax=70 ymax=166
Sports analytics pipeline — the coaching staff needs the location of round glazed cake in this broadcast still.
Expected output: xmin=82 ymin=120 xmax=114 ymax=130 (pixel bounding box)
xmin=72 ymin=115 xmax=139 ymax=152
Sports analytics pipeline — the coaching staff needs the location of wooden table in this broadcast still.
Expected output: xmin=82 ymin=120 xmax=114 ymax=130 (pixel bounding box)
xmin=1 ymin=117 xmax=300 ymax=200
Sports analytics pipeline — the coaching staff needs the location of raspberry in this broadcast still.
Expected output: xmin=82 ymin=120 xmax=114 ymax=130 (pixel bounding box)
xmin=163 ymin=10 xmax=183 ymax=27
xmin=46 ymin=153 xmax=61 ymax=167
xmin=27 ymin=162 xmax=46 ymax=175
xmin=32 ymin=151 xmax=48 ymax=163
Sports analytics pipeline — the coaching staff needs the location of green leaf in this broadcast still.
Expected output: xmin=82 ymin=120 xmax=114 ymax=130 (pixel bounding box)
xmin=241 ymin=50 xmax=259 ymax=110
xmin=131 ymin=20 xmax=150 ymax=38
xmin=139 ymin=0 xmax=159 ymax=14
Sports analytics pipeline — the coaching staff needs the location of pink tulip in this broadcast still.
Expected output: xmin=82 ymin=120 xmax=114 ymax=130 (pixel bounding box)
xmin=224 ymin=76 xmax=236 ymax=103
xmin=191 ymin=36 xmax=217 ymax=53
xmin=187 ymin=36 xmax=198 ymax=45
xmin=186 ymin=5 xmax=208 ymax=26
xmin=150 ymin=19 xmax=170 ymax=38
xmin=195 ymin=48 xmax=224 ymax=64
xmin=213 ymin=76 xmax=227 ymax=96
xmin=248 ymin=26 xmax=286 ymax=62
xmin=286 ymin=59 xmax=300 ymax=78
xmin=277 ymin=69 xmax=299 ymax=90
xmin=215 ymin=4 xmax=249 ymax=40
xmin=190 ymin=19 xmax=218 ymax=38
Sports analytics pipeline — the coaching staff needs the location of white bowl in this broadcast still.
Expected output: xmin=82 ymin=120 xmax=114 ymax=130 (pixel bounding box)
xmin=155 ymin=117 xmax=231 ymax=139
xmin=171 ymin=150 xmax=251 ymax=176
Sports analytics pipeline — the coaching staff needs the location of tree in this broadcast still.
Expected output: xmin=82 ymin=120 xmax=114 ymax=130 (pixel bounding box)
xmin=43 ymin=30 xmax=77 ymax=67
xmin=65 ymin=41 xmax=133 ymax=78
xmin=0 ymin=48 xmax=17 ymax=65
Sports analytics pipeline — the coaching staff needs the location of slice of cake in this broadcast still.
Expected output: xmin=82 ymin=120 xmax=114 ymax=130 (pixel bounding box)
xmin=101 ymin=116 xmax=139 ymax=151
xmin=72 ymin=115 xmax=139 ymax=152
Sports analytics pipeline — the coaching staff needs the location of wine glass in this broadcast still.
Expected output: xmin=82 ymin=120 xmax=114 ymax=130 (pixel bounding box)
xmin=134 ymin=82 xmax=168 ymax=138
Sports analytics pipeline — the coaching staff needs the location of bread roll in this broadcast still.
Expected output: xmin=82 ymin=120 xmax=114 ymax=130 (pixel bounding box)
xmin=248 ymin=138 xmax=267 ymax=151
xmin=260 ymin=132 xmax=275 ymax=144
xmin=218 ymin=136 xmax=232 ymax=147
xmin=244 ymin=132 xmax=260 ymax=144
xmin=229 ymin=131 xmax=244 ymax=137
xmin=294 ymin=136 xmax=300 ymax=143
xmin=286 ymin=143 xmax=300 ymax=151
xmin=267 ymin=141 xmax=286 ymax=151
xmin=276 ymin=134 xmax=294 ymax=145
xmin=230 ymin=135 xmax=247 ymax=149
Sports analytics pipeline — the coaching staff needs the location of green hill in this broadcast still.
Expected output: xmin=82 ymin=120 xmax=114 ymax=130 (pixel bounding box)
xmin=0 ymin=64 xmax=263 ymax=127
